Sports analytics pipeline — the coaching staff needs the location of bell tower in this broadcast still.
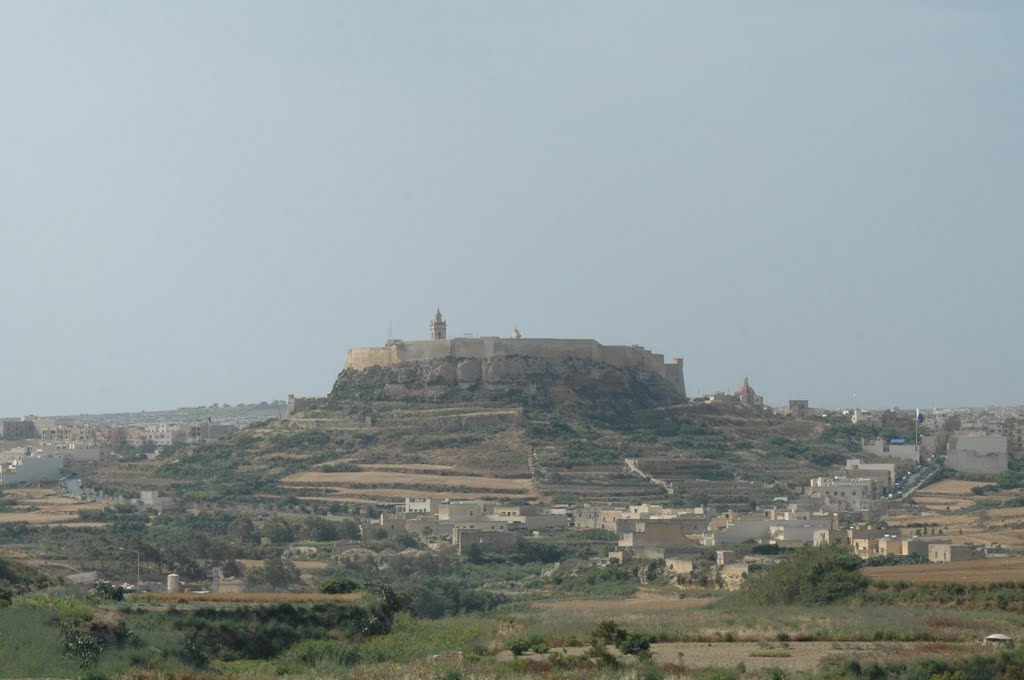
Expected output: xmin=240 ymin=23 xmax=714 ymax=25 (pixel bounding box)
xmin=430 ymin=308 xmax=447 ymax=340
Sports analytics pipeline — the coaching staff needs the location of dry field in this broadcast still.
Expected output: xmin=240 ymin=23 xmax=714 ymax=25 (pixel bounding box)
xmin=0 ymin=486 xmax=108 ymax=526
xmin=909 ymin=479 xmax=1020 ymax=513
xmin=283 ymin=470 xmax=533 ymax=490
xmin=127 ymin=591 xmax=362 ymax=604
xmin=294 ymin=490 xmax=526 ymax=503
xmin=357 ymin=463 xmax=466 ymax=472
xmin=881 ymin=480 xmax=1024 ymax=548
xmin=532 ymin=597 xmax=717 ymax=613
xmin=887 ymin=506 xmax=1024 ymax=549
xmin=651 ymin=640 xmax=975 ymax=673
xmin=282 ymin=466 xmax=539 ymax=503
xmin=500 ymin=641 xmax=976 ymax=673
xmin=864 ymin=557 xmax=1024 ymax=584
xmin=918 ymin=480 xmax=988 ymax=495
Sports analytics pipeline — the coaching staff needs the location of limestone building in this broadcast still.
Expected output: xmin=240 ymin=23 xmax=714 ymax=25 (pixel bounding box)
xmin=0 ymin=419 xmax=39 ymax=440
xmin=946 ymin=434 xmax=1008 ymax=475
xmin=343 ymin=309 xmax=686 ymax=398
xmin=0 ymin=453 xmax=62 ymax=485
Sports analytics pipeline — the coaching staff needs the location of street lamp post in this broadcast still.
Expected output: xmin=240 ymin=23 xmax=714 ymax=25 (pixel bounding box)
xmin=117 ymin=548 xmax=141 ymax=588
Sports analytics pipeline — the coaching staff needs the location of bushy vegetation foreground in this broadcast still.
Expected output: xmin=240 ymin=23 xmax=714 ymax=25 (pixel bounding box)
xmin=2 ymin=546 xmax=1024 ymax=679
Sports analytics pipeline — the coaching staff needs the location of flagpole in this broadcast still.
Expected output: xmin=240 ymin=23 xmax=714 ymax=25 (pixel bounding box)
xmin=915 ymin=409 xmax=921 ymax=459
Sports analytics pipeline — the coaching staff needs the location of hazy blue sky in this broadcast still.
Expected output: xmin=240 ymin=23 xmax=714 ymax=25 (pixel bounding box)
xmin=2 ymin=2 xmax=1021 ymax=416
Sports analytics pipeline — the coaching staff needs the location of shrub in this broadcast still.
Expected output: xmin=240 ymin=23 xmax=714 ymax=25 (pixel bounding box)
xmin=282 ymin=639 xmax=361 ymax=667
xmin=434 ymin=670 xmax=463 ymax=680
xmin=593 ymin=620 xmax=627 ymax=646
xmin=92 ymin=583 xmax=125 ymax=602
xmin=319 ymin=577 xmax=360 ymax=594
xmin=507 ymin=634 xmax=548 ymax=656
xmin=59 ymin=618 xmax=104 ymax=668
xmin=586 ymin=639 xmax=619 ymax=668
xmin=169 ymin=602 xmax=369 ymax=661
xmin=508 ymin=637 xmax=531 ymax=656
xmin=743 ymin=545 xmax=867 ymax=605
xmin=617 ymin=632 xmax=652 ymax=656
xmin=864 ymin=553 xmax=928 ymax=567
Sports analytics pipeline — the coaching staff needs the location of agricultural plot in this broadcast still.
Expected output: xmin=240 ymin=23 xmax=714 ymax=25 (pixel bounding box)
xmin=499 ymin=640 xmax=978 ymax=674
xmin=129 ymin=591 xmax=362 ymax=604
xmin=882 ymin=480 xmax=1024 ymax=548
xmin=864 ymin=557 xmax=1024 ymax=584
xmin=282 ymin=467 xmax=539 ymax=502
xmin=909 ymin=479 xmax=1017 ymax=512
xmin=294 ymin=490 xmax=529 ymax=503
xmin=532 ymin=596 xmax=717 ymax=613
xmin=0 ymin=486 xmax=108 ymax=526
xmin=284 ymin=470 xmax=533 ymax=490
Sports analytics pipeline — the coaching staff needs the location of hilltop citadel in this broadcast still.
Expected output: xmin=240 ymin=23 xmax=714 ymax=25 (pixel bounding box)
xmin=343 ymin=309 xmax=686 ymax=397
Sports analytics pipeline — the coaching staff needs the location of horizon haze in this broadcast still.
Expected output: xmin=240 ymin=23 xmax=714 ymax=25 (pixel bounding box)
xmin=2 ymin=2 xmax=1021 ymax=416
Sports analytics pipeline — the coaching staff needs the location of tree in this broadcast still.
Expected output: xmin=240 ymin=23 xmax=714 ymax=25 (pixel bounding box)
xmin=361 ymin=580 xmax=408 ymax=634
xmin=228 ymin=517 xmax=258 ymax=544
xmin=265 ymin=558 xmax=301 ymax=591
xmin=464 ymin=543 xmax=484 ymax=564
xmin=392 ymin=533 xmax=419 ymax=550
xmin=93 ymin=582 xmax=125 ymax=601
xmin=743 ymin=545 xmax=867 ymax=605
xmin=338 ymin=519 xmax=361 ymax=540
xmin=246 ymin=558 xmax=301 ymax=592
xmin=617 ymin=632 xmax=652 ymax=656
xmin=263 ymin=517 xmax=296 ymax=544
xmin=301 ymin=517 xmax=340 ymax=542
xmin=220 ymin=559 xmax=244 ymax=578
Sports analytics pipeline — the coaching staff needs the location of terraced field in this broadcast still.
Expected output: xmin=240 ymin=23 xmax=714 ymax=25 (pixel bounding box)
xmin=281 ymin=463 xmax=540 ymax=503
xmin=911 ymin=479 xmax=999 ymax=512
xmin=884 ymin=479 xmax=1024 ymax=548
xmin=0 ymin=486 xmax=108 ymax=527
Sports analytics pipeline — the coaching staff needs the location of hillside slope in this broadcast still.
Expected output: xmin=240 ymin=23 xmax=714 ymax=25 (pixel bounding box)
xmin=95 ymin=361 xmax=890 ymax=508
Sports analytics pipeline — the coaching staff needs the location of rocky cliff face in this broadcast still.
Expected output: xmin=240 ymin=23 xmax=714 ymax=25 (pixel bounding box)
xmin=327 ymin=355 xmax=684 ymax=419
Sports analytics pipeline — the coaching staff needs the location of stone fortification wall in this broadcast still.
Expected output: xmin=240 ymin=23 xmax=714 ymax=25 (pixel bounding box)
xmin=345 ymin=338 xmax=685 ymax=397
xmin=328 ymin=353 xmax=684 ymax=417
xmin=287 ymin=395 xmax=328 ymax=416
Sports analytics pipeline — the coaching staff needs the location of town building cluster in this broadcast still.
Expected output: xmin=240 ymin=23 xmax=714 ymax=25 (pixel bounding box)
xmin=0 ymin=415 xmax=238 ymax=486
xmin=377 ymin=498 xmax=571 ymax=555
